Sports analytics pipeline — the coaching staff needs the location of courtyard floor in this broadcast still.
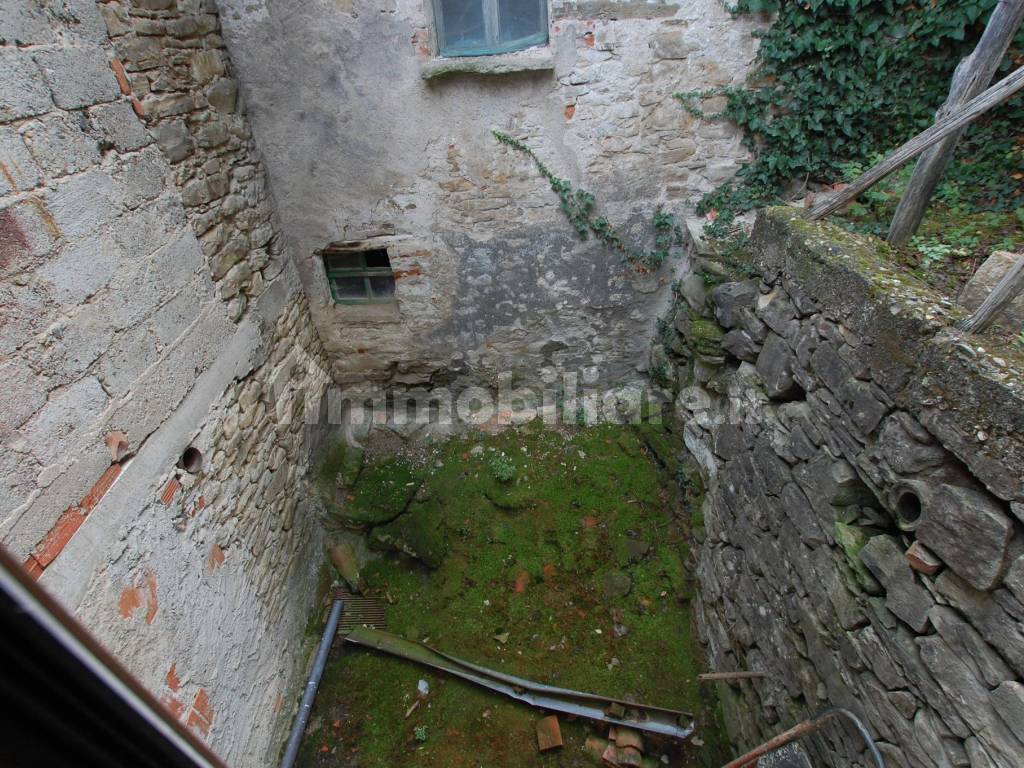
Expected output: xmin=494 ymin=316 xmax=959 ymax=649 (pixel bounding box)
xmin=296 ymin=422 xmax=728 ymax=768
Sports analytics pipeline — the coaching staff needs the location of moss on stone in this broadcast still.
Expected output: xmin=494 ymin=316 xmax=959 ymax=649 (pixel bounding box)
xmin=337 ymin=457 xmax=426 ymax=526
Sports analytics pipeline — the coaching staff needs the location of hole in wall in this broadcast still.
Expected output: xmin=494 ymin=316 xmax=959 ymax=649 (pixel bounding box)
xmin=894 ymin=487 xmax=922 ymax=530
xmin=178 ymin=447 xmax=203 ymax=474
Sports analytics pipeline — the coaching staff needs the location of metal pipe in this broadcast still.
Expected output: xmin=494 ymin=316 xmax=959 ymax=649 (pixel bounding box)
xmin=721 ymin=708 xmax=885 ymax=768
xmin=279 ymin=598 xmax=344 ymax=768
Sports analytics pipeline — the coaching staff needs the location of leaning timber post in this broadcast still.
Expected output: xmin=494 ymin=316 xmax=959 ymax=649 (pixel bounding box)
xmin=809 ymin=65 xmax=1024 ymax=221
xmin=957 ymin=253 xmax=1024 ymax=334
xmin=887 ymin=0 xmax=1024 ymax=246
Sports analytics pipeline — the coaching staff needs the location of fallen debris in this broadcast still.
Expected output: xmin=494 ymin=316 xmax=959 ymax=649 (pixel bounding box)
xmin=536 ymin=715 xmax=563 ymax=752
xmin=346 ymin=626 xmax=696 ymax=739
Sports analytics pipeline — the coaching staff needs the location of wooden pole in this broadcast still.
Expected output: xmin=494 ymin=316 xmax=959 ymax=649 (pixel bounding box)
xmin=809 ymin=65 xmax=1024 ymax=221
xmin=698 ymin=671 xmax=767 ymax=682
xmin=957 ymin=253 xmax=1024 ymax=333
xmin=888 ymin=0 xmax=1024 ymax=246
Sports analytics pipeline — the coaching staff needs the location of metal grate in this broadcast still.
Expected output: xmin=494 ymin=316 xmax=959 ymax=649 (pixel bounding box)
xmin=331 ymin=588 xmax=387 ymax=636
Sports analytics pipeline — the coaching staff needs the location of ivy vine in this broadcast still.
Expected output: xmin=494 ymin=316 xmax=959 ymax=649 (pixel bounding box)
xmin=674 ymin=0 xmax=1024 ymax=236
xmin=491 ymin=130 xmax=685 ymax=271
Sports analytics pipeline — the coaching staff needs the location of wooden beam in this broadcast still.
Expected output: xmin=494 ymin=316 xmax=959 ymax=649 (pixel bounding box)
xmin=888 ymin=0 xmax=1024 ymax=246
xmin=698 ymin=671 xmax=767 ymax=682
xmin=957 ymin=253 xmax=1024 ymax=334
xmin=809 ymin=65 xmax=1024 ymax=221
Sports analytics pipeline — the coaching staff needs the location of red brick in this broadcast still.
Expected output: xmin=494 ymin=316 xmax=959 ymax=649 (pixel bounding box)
xmin=582 ymin=31 xmax=595 ymax=47
xmin=80 ymin=463 xmax=122 ymax=511
xmin=536 ymin=715 xmax=563 ymax=752
xmin=34 ymin=506 xmax=86 ymax=567
xmin=104 ymin=430 xmax=129 ymax=461
xmin=118 ymin=586 xmax=144 ymax=619
xmin=187 ymin=688 xmax=214 ymax=738
xmin=187 ymin=709 xmax=211 ymax=738
xmin=160 ymin=476 xmax=181 ymax=505
xmin=394 ymin=266 xmax=422 ymax=280
xmin=564 ymin=104 xmax=576 ymax=120
xmin=206 ymin=543 xmax=225 ymax=573
xmin=165 ymin=663 xmax=181 ymax=692
xmin=131 ymin=96 xmax=145 ymax=119
xmin=22 ymin=555 xmax=44 ymax=581
xmin=163 ymin=693 xmax=186 ymax=721
xmin=110 ymin=59 xmax=132 ymax=96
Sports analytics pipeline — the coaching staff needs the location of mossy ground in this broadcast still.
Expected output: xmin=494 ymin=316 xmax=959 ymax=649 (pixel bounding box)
xmin=298 ymin=423 xmax=728 ymax=768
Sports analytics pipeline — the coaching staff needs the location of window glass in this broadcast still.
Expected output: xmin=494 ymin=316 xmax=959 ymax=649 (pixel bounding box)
xmin=364 ymin=249 xmax=391 ymax=268
xmin=498 ymin=0 xmax=543 ymax=45
xmin=331 ymin=276 xmax=367 ymax=301
xmin=438 ymin=0 xmax=486 ymax=54
xmin=369 ymin=275 xmax=397 ymax=299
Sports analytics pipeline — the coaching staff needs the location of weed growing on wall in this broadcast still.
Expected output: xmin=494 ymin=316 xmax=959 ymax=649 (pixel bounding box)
xmin=674 ymin=0 xmax=1024 ymax=237
xmin=491 ymin=130 xmax=686 ymax=271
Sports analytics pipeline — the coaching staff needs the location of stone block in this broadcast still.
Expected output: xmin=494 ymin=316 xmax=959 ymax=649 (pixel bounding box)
xmin=37 ymin=302 xmax=116 ymax=382
xmin=710 ymin=279 xmax=759 ymax=328
xmin=0 ymin=357 xmax=47 ymax=429
xmin=917 ymin=485 xmax=1014 ymax=591
xmin=21 ymin=375 xmax=108 ymax=465
xmin=59 ymin=243 xmax=114 ymax=317
xmin=47 ymin=169 xmax=120 ymax=240
xmin=191 ymin=50 xmax=224 ymax=83
xmin=0 ymin=48 xmax=53 ymax=122
xmin=0 ymin=198 xmax=58 ymax=265
xmin=722 ymin=328 xmax=760 ymax=362
xmin=0 ymin=0 xmax=57 ymax=46
xmin=34 ymin=46 xmax=119 ymax=110
xmin=21 ymin=114 xmax=102 ymax=178
xmin=89 ymin=100 xmax=151 ymax=152
xmin=142 ymin=93 xmax=194 ymax=119
xmin=755 ymin=332 xmax=802 ymax=400
xmin=207 ymin=77 xmax=238 ymax=113
xmin=859 ymin=535 xmax=933 ymax=633
xmin=990 ymin=682 xmax=1024 ymax=738
xmin=152 ymin=120 xmax=194 ymax=163
xmin=958 ymin=251 xmax=1024 ymax=334
xmin=929 ymin=605 xmax=1013 ymax=688
xmin=0 ymin=127 xmax=42 ymax=194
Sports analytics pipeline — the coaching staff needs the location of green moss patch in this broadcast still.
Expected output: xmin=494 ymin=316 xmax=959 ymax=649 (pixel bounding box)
xmin=298 ymin=424 xmax=728 ymax=768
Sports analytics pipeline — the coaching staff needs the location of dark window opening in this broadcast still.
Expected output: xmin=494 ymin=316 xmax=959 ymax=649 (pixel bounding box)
xmin=322 ymin=247 xmax=397 ymax=305
xmin=433 ymin=0 xmax=548 ymax=57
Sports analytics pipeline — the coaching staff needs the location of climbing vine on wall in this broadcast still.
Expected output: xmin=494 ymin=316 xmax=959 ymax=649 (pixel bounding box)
xmin=674 ymin=0 xmax=1024 ymax=235
xmin=491 ymin=130 xmax=685 ymax=271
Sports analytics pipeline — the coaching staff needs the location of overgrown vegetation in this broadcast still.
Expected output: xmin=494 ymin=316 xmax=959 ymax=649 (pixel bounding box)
xmin=300 ymin=424 xmax=726 ymax=768
xmin=492 ymin=130 xmax=687 ymax=272
xmin=675 ymin=0 xmax=1023 ymax=278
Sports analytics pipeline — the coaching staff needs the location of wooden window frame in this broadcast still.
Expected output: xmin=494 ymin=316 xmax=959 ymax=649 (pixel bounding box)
xmin=321 ymin=248 xmax=397 ymax=306
xmin=431 ymin=0 xmax=549 ymax=58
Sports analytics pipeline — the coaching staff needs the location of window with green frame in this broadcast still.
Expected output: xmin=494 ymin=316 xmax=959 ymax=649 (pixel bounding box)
xmin=431 ymin=0 xmax=548 ymax=58
xmin=322 ymin=248 xmax=397 ymax=305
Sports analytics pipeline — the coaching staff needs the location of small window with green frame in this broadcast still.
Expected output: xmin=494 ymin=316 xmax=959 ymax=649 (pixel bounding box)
xmin=322 ymin=247 xmax=397 ymax=304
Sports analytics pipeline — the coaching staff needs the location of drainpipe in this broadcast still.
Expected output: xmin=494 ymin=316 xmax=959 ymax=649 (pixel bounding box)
xmin=279 ymin=598 xmax=344 ymax=768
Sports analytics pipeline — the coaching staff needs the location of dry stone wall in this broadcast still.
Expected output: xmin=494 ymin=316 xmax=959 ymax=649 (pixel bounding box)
xmin=1 ymin=2 xmax=331 ymax=765
xmin=660 ymin=209 xmax=1024 ymax=767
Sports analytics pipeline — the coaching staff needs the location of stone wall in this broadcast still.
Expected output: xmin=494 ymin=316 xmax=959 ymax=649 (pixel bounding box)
xmin=213 ymin=0 xmax=766 ymax=389
xmin=1 ymin=2 xmax=330 ymax=765
xmin=98 ymin=0 xmax=288 ymax=319
xmin=661 ymin=209 xmax=1024 ymax=767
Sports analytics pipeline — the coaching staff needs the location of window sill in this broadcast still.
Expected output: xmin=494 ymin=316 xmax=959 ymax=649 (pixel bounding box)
xmin=420 ymin=48 xmax=554 ymax=81
xmin=327 ymin=300 xmax=402 ymax=324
